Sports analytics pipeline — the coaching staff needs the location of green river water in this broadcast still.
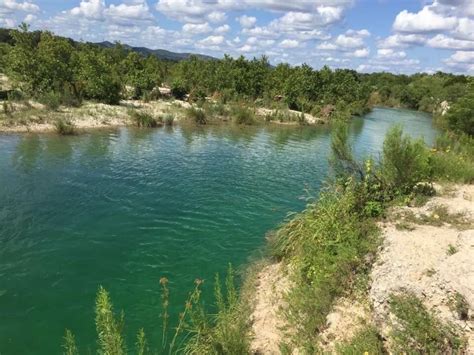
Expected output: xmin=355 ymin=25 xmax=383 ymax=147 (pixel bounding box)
xmin=0 ymin=108 xmax=437 ymax=354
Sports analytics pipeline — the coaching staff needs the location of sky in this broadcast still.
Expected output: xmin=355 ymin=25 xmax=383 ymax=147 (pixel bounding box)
xmin=0 ymin=0 xmax=473 ymax=75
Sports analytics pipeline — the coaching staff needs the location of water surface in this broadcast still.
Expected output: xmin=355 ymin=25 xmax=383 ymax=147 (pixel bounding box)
xmin=0 ymin=108 xmax=436 ymax=354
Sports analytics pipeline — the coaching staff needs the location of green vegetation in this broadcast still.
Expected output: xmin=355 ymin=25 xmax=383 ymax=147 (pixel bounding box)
xmin=335 ymin=326 xmax=385 ymax=354
xmin=54 ymin=118 xmax=75 ymax=135
xmin=63 ymin=266 xmax=250 ymax=354
xmin=231 ymin=104 xmax=255 ymax=125
xmin=389 ymin=293 xmax=465 ymax=353
xmin=129 ymin=110 xmax=160 ymax=128
xmin=449 ymin=292 xmax=470 ymax=321
xmin=2 ymin=24 xmax=472 ymax=129
xmin=185 ymin=107 xmax=207 ymax=124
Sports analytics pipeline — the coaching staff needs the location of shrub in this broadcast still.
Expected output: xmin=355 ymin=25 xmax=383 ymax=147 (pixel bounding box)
xmin=129 ymin=110 xmax=159 ymax=128
xmin=231 ymin=105 xmax=255 ymax=125
xmin=39 ymin=91 xmax=62 ymax=110
xmin=162 ymin=113 xmax=175 ymax=126
xmin=170 ymin=79 xmax=188 ymax=100
xmin=381 ymin=126 xmax=431 ymax=195
xmin=186 ymin=107 xmax=207 ymax=125
xmin=389 ymin=293 xmax=465 ymax=353
xmin=445 ymin=90 xmax=474 ymax=136
xmin=54 ymin=118 xmax=75 ymax=135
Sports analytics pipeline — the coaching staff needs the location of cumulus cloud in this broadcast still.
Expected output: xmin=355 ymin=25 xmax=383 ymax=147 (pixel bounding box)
xmin=238 ymin=15 xmax=256 ymax=29
xmin=393 ymin=6 xmax=457 ymax=33
xmin=426 ymin=34 xmax=474 ymax=50
xmin=182 ymin=22 xmax=212 ymax=34
xmin=279 ymin=39 xmax=299 ymax=48
xmin=0 ymin=0 xmax=39 ymax=14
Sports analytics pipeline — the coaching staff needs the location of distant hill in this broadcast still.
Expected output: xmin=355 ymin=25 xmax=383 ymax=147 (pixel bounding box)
xmin=96 ymin=41 xmax=216 ymax=62
xmin=0 ymin=28 xmax=216 ymax=62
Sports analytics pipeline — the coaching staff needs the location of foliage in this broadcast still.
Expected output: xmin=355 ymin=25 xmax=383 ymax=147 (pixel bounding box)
xmin=95 ymin=286 xmax=126 ymax=354
xmin=129 ymin=110 xmax=159 ymax=128
xmin=54 ymin=118 xmax=75 ymax=135
xmin=231 ymin=104 xmax=256 ymax=125
xmin=389 ymin=293 xmax=465 ymax=353
xmin=185 ymin=107 xmax=207 ymax=124
xmin=335 ymin=326 xmax=385 ymax=354
xmin=445 ymin=85 xmax=474 ymax=136
xmin=63 ymin=267 xmax=249 ymax=355
xmin=185 ymin=264 xmax=250 ymax=354
xmin=381 ymin=126 xmax=431 ymax=195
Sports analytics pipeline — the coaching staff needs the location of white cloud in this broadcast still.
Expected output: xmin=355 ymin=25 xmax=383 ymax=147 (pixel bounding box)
xmin=351 ymin=48 xmax=369 ymax=58
xmin=182 ymin=22 xmax=212 ymax=34
xmin=208 ymin=11 xmax=226 ymax=23
xmin=376 ymin=48 xmax=407 ymax=59
xmin=238 ymin=15 xmax=257 ymax=29
xmin=215 ymin=24 xmax=230 ymax=34
xmin=106 ymin=0 xmax=153 ymax=21
xmin=279 ymin=39 xmax=299 ymax=48
xmin=198 ymin=35 xmax=225 ymax=46
xmin=426 ymin=34 xmax=474 ymax=50
xmin=70 ymin=0 xmax=104 ymax=20
xmin=393 ymin=6 xmax=457 ymax=33
xmin=0 ymin=0 xmax=39 ymax=14
xmin=378 ymin=34 xmax=427 ymax=49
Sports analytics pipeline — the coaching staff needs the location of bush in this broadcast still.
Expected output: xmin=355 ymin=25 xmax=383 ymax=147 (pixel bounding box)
xmin=54 ymin=118 xmax=75 ymax=135
xmin=39 ymin=91 xmax=62 ymax=110
xmin=231 ymin=105 xmax=255 ymax=125
xmin=381 ymin=126 xmax=431 ymax=195
xmin=162 ymin=113 xmax=175 ymax=126
xmin=186 ymin=107 xmax=207 ymax=125
xmin=129 ymin=110 xmax=159 ymax=128
xmin=446 ymin=90 xmax=474 ymax=136
xmin=170 ymin=79 xmax=188 ymax=100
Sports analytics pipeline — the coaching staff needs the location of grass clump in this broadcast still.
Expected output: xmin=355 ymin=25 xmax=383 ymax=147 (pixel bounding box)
xmin=231 ymin=105 xmax=256 ymax=125
xmin=449 ymin=292 xmax=470 ymax=321
xmin=335 ymin=326 xmax=385 ymax=354
xmin=185 ymin=264 xmax=250 ymax=354
xmin=186 ymin=107 xmax=207 ymax=125
xmin=271 ymin=183 xmax=380 ymax=351
xmin=129 ymin=110 xmax=159 ymax=128
xmin=389 ymin=293 xmax=465 ymax=353
xmin=54 ymin=118 xmax=75 ymax=135
xmin=63 ymin=266 xmax=250 ymax=354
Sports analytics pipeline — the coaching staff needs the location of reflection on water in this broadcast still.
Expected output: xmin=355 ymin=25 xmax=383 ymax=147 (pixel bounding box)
xmin=0 ymin=108 xmax=437 ymax=354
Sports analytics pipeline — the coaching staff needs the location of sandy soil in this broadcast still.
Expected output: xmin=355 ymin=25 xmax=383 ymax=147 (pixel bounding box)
xmin=250 ymin=185 xmax=474 ymax=354
xmin=0 ymin=99 xmax=190 ymax=133
xmin=250 ymin=262 xmax=290 ymax=354
xmin=370 ymin=184 xmax=474 ymax=351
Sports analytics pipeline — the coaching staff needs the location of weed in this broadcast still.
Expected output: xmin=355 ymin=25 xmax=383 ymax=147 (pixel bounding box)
xmin=447 ymin=244 xmax=458 ymax=256
xmin=395 ymin=221 xmax=416 ymax=231
xmin=54 ymin=118 xmax=75 ymax=135
xmin=335 ymin=326 xmax=385 ymax=354
xmin=449 ymin=292 xmax=470 ymax=321
xmin=389 ymin=292 xmax=465 ymax=353
xmin=424 ymin=268 xmax=436 ymax=277
xmin=185 ymin=107 xmax=207 ymax=125
xmin=231 ymin=105 xmax=255 ymax=125
xmin=129 ymin=110 xmax=159 ymax=128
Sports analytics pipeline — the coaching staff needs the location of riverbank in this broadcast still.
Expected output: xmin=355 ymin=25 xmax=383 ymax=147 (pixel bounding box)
xmin=249 ymin=183 xmax=474 ymax=353
xmin=0 ymin=98 xmax=327 ymax=134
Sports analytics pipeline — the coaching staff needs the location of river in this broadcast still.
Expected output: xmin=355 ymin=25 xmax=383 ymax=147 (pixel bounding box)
xmin=0 ymin=107 xmax=436 ymax=354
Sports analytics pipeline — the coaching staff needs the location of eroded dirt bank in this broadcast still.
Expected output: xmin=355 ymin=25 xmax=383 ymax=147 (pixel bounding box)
xmin=250 ymin=184 xmax=474 ymax=354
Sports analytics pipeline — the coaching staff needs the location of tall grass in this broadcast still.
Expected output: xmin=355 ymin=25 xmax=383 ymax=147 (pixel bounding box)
xmin=185 ymin=107 xmax=207 ymax=125
xmin=54 ymin=118 xmax=75 ymax=135
xmin=63 ymin=266 xmax=249 ymax=354
xmin=129 ymin=110 xmax=159 ymax=128
xmin=231 ymin=105 xmax=255 ymax=125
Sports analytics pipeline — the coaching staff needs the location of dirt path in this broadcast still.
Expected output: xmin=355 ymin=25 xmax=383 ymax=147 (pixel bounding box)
xmin=250 ymin=262 xmax=290 ymax=354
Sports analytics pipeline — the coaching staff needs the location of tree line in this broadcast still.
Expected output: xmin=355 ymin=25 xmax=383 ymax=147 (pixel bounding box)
xmin=0 ymin=24 xmax=472 ymax=135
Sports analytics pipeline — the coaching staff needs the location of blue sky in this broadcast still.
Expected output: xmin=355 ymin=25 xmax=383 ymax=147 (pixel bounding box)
xmin=1 ymin=0 xmax=473 ymax=74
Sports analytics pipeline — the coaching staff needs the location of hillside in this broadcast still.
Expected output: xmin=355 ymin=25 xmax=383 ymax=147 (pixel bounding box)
xmin=0 ymin=28 xmax=216 ymax=62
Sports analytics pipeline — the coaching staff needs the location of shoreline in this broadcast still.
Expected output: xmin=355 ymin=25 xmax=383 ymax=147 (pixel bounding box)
xmin=0 ymin=99 xmax=327 ymax=135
